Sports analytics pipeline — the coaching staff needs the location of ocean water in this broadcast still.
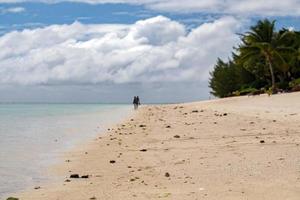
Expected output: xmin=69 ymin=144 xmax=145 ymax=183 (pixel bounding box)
xmin=0 ymin=104 xmax=132 ymax=198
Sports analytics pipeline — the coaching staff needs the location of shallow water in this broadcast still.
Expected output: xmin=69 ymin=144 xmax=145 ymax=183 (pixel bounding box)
xmin=0 ymin=104 xmax=131 ymax=198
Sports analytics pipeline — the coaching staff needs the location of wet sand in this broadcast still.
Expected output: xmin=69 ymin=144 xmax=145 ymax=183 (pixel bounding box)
xmin=15 ymin=92 xmax=300 ymax=200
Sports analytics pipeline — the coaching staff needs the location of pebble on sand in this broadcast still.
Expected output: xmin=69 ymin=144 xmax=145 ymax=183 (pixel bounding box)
xmin=70 ymin=174 xmax=80 ymax=178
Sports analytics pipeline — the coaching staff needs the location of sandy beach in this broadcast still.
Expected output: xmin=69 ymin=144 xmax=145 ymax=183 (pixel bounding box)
xmin=14 ymin=92 xmax=300 ymax=200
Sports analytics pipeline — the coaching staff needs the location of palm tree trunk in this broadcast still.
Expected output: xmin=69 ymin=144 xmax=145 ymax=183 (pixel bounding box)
xmin=267 ymin=58 xmax=276 ymax=93
xmin=264 ymin=52 xmax=276 ymax=92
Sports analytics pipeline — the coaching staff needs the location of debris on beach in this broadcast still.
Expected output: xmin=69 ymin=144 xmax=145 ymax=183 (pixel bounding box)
xmin=70 ymin=174 xmax=80 ymax=178
xmin=70 ymin=174 xmax=89 ymax=179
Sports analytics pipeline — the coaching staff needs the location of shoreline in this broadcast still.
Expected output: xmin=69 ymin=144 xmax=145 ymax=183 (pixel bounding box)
xmin=11 ymin=93 xmax=300 ymax=200
xmin=1 ymin=104 xmax=133 ymax=200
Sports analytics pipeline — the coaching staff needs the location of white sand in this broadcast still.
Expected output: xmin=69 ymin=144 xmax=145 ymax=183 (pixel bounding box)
xmin=15 ymin=92 xmax=300 ymax=200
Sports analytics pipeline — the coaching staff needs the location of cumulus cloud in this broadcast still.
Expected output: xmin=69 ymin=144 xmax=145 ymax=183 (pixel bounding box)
xmin=1 ymin=0 xmax=300 ymax=16
xmin=0 ymin=16 xmax=241 ymax=85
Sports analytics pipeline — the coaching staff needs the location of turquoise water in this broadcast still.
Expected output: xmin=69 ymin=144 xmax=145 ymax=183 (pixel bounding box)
xmin=0 ymin=104 xmax=131 ymax=198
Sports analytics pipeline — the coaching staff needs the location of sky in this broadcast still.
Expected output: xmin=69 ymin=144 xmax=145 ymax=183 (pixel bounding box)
xmin=1 ymin=0 xmax=300 ymax=103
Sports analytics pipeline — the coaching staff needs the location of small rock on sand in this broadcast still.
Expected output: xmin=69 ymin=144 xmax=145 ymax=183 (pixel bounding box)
xmin=165 ymin=172 xmax=170 ymax=177
xmin=70 ymin=174 xmax=80 ymax=178
xmin=110 ymin=160 xmax=116 ymax=164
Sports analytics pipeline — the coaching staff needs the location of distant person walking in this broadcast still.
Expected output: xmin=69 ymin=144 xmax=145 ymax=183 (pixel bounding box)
xmin=133 ymin=96 xmax=141 ymax=110
xmin=137 ymin=96 xmax=140 ymax=106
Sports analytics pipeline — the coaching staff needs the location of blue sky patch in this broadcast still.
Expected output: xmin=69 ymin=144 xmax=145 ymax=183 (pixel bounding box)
xmin=1 ymin=2 xmax=300 ymax=35
xmin=0 ymin=2 xmax=232 ymax=35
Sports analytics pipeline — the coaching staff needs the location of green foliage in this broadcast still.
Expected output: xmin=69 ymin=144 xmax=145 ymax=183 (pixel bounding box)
xmin=289 ymin=78 xmax=300 ymax=87
xmin=277 ymin=81 xmax=289 ymax=90
xmin=209 ymin=59 xmax=239 ymax=98
xmin=238 ymin=87 xmax=258 ymax=95
xmin=7 ymin=197 xmax=19 ymax=200
xmin=209 ymin=19 xmax=300 ymax=97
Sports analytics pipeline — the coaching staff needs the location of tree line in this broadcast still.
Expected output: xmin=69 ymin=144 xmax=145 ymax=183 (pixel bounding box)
xmin=209 ymin=19 xmax=300 ymax=98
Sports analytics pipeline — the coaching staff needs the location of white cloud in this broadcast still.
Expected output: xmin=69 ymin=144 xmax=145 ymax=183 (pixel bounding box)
xmin=1 ymin=0 xmax=300 ymax=16
xmin=0 ymin=16 xmax=241 ymax=85
xmin=0 ymin=6 xmax=25 ymax=14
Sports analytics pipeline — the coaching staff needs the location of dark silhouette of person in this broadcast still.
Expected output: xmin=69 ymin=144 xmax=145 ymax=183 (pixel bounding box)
xmin=137 ymin=96 xmax=141 ymax=106
xmin=133 ymin=96 xmax=141 ymax=110
xmin=133 ymin=96 xmax=138 ymax=110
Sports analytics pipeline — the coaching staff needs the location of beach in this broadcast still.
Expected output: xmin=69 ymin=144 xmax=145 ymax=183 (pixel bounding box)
xmin=13 ymin=92 xmax=300 ymax=200
xmin=0 ymin=104 xmax=132 ymax=199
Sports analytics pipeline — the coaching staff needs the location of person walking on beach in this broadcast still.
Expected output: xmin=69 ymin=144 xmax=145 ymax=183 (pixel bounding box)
xmin=133 ymin=96 xmax=141 ymax=110
xmin=137 ymin=96 xmax=141 ymax=107
xmin=133 ymin=96 xmax=138 ymax=110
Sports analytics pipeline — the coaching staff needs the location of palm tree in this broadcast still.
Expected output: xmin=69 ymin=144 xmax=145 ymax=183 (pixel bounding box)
xmin=238 ymin=19 xmax=295 ymax=92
